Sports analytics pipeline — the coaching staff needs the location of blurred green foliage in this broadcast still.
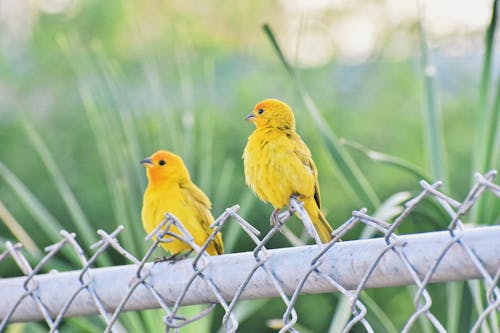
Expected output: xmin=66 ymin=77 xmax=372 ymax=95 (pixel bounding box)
xmin=0 ymin=1 xmax=498 ymax=332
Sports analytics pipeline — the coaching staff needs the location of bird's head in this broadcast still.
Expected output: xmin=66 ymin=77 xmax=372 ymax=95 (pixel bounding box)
xmin=245 ymin=98 xmax=296 ymax=130
xmin=140 ymin=150 xmax=190 ymax=184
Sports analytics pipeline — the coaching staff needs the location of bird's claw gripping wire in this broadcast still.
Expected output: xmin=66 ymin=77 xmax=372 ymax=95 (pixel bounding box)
xmin=153 ymin=250 xmax=193 ymax=264
xmin=269 ymin=202 xmax=296 ymax=229
xmin=270 ymin=208 xmax=282 ymax=228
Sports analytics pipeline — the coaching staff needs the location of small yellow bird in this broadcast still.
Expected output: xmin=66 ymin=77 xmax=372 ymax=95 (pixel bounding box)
xmin=141 ymin=150 xmax=223 ymax=257
xmin=243 ymin=98 xmax=333 ymax=243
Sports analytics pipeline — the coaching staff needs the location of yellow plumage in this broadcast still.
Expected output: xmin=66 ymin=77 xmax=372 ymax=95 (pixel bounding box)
xmin=243 ymin=98 xmax=333 ymax=243
xmin=141 ymin=150 xmax=223 ymax=256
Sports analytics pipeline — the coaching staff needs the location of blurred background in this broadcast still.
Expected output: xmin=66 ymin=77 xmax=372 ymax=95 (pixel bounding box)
xmin=0 ymin=0 xmax=499 ymax=332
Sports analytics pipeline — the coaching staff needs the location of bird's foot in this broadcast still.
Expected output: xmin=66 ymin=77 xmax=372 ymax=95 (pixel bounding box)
xmin=270 ymin=208 xmax=283 ymax=228
xmin=270 ymin=206 xmax=297 ymax=229
xmin=153 ymin=250 xmax=193 ymax=264
xmin=154 ymin=254 xmax=178 ymax=264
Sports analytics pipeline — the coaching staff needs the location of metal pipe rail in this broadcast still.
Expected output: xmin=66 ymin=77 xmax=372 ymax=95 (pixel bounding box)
xmin=1 ymin=226 xmax=499 ymax=323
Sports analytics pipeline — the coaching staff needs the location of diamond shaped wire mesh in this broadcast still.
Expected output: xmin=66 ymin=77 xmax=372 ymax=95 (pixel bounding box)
xmin=0 ymin=171 xmax=499 ymax=332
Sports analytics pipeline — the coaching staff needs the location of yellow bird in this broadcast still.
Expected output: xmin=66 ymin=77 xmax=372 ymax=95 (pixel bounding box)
xmin=243 ymin=98 xmax=333 ymax=243
xmin=141 ymin=150 xmax=223 ymax=257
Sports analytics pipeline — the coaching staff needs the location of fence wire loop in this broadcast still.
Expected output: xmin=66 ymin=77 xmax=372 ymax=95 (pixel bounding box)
xmin=0 ymin=170 xmax=499 ymax=333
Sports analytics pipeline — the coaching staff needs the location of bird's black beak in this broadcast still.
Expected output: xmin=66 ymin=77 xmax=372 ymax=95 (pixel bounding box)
xmin=140 ymin=157 xmax=153 ymax=166
xmin=245 ymin=111 xmax=256 ymax=121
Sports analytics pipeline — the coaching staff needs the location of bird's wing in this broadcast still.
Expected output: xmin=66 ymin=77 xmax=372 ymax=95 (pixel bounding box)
xmin=180 ymin=182 xmax=224 ymax=254
xmin=292 ymin=133 xmax=321 ymax=208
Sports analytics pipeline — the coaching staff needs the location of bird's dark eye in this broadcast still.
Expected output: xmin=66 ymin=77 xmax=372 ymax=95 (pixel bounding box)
xmin=159 ymin=160 xmax=166 ymax=166
xmin=258 ymin=108 xmax=264 ymax=115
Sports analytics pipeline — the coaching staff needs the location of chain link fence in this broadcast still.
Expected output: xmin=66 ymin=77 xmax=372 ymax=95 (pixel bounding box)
xmin=0 ymin=170 xmax=499 ymax=332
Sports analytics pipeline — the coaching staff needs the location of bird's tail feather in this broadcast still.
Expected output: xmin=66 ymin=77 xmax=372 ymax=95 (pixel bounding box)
xmin=303 ymin=199 xmax=333 ymax=243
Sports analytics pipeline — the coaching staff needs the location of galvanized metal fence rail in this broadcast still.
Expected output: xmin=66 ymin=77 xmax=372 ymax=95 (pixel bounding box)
xmin=0 ymin=170 xmax=499 ymax=332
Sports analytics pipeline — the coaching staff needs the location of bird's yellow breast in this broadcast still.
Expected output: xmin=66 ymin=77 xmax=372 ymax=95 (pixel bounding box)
xmin=243 ymin=128 xmax=315 ymax=209
xmin=142 ymin=183 xmax=203 ymax=254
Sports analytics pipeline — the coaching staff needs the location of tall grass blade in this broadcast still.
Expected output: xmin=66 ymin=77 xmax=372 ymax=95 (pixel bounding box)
xmin=138 ymin=57 xmax=182 ymax=151
xmin=475 ymin=0 xmax=498 ymax=174
xmin=0 ymin=198 xmax=40 ymax=255
xmin=417 ymin=314 xmax=433 ymax=333
xmin=327 ymin=296 xmax=354 ymax=333
xmin=468 ymin=280 xmax=491 ymax=333
xmin=268 ymin=321 xmax=316 ymax=333
xmin=176 ymin=48 xmax=196 ymax=168
xmin=476 ymin=83 xmax=500 ymax=225
xmin=65 ymin=316 xmax=112 ymax=333
xmin=446 ymin=282 xmax=464 ymax=333
xmin=23 ymin=122 xmax=111 ymax=266
xmin=90 ymin=46 xmax=144 ymax=190
xmin=373 ymin=191 xmax=412 ymax=222
xmin=361 ymin=294 xmax=399 ymax=333
xmin=196 ymin=107 xmax=216 ymax=195
xmin=216 ymin=299 xmax=271 ymax=333
xmin=474 ymin=0 xmax=500 ymax=227
xmin=212 ymin=159 xmax=236 ymax=215
xmin=0 ymin=162 xmax=79 ymax=265
xmin=262 ymin=24 xmax=295 ymax=76
xmin=328 ymin=293 xmax=399 ymax=333
xmin=417 ymin=11 xmax=448 ymax=185
xmin=262 ymin=23 xmax=380 ymax=210
xmin=178 ymin=305 xmax=212 ymax=333
xmin=139 ymin=309 xmax=164 ymax=333
xmin=114 ymin=312 xmax=146 ymax=333
xmin=488 ymin=310 xmax=499 ymax=333
xmin=6 ymin=323 xmax=47 ymax=333
xmin=78 ymin=85 xmax=142 ymax=256
xmin=341 ymin=139 xmax=430 ymax=181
